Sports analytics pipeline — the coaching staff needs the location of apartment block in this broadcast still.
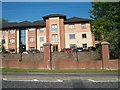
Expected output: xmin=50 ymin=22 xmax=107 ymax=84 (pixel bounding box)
xmin=1 ymin=14 xmax=95 ymax=53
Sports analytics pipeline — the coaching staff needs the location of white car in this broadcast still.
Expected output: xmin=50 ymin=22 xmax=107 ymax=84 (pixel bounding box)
xmin=22 ymin=51 xmax=28 ymax=55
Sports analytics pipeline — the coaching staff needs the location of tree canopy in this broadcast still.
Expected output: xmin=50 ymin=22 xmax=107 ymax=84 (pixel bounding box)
xmin=89 ymin=2 xmax=119 ymax=59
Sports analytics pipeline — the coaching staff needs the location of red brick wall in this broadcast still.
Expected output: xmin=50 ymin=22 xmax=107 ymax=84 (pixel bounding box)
xmin=2 ymin=58 xmax=119 ymax=70
xmin=2 ymin=42 xmax=119 ymax=70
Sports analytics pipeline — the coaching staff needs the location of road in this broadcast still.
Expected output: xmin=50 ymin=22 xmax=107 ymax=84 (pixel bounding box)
xmin=1 ymin=72 xmax=119 ymax=89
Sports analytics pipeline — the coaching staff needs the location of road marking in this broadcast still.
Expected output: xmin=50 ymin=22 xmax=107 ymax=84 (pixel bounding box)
xmin=88 ymin=79 xmax=119 ymax=82
xmin=2 ymin=78 xmax=63 ymax=82
xmin=3 ymin=78 xmax=7 ymax=80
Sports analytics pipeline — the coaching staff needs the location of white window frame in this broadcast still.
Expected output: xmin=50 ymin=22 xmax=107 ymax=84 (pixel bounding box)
xmin=40 ymin=37 xmax=44 ymax=42
xmin=52 ymin=34 xmax=58 ymax=42
xmin=69 ymin=24 xmax=74 ymax=29
xmin=9 ymin=38 xmax=15 ymax=43
xmin=69 ymin=34 xmax=75 ymax=39
xmin=82 ymin=34 xmax=87 ymax=38
xmin=29 ymin=37 xmax=35 ymax=42
xmin=82 ymin=43 xmax=87 ymax=48
xmin=51 ymin=24 xmax=58 ymax=32
xmin=40 ymin=28 xmax=44 ymax=32
xmin=10 ymin=30 xmax=14 ymax=34
xmin=2 ymin=30 xmax=5 ymax=35
xmin=81 ymin=23 xmax=87 ymax=29
xmin=29 ymin=28 xmax=35 ymax=32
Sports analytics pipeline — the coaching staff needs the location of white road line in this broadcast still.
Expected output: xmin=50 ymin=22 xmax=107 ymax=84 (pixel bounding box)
xmin=2 ymin=78 xmax=63 ymax=82
xmin=88 ymin=79 xmax=119 ymax=82
xmin=3 ymin=78 xmax=7 ymax=80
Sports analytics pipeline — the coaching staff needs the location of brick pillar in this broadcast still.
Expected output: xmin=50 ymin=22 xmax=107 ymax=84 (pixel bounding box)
xmin=43 ymin=43 xmax=52 ymax=70
xmin=101 ymin=42 xmax=110 ymax=69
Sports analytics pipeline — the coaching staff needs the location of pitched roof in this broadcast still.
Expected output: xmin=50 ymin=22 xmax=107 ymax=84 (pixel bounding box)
xmin=2 ymin=22 xmax=18 ymax=29
xmin=33 ymin=20 xmax=46 ymax=27
xmin=43 ymin=14 xmax=66 ymax=20
xmin=2 ymin=20 xmax=46 ymax=29
xmin=64 ymin=17 xmax=92 ymax=24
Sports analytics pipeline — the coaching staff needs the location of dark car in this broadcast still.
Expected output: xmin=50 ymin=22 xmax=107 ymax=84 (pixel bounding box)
xmin=64 ymin=48 xmax=72 ymax=53
xmin=88 ymin=47 xmax=96 ymax=51
xmin=75 ymin=48 xmax=83 ymax=52
xmin=28 ymin=49 xmax=40 ymax=53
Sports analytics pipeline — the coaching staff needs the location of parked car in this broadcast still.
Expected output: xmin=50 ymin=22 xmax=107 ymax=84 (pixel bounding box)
xmin=30 ymin=49 xmax=40 ymax=53
xmin=88 ymin=47 xmax=96 ymax=51
xmin=22 ymin=51 xmax=28 ymax=55
xmin=75 ymin=48 xmax=83 ymax=52
xmin=64 ymin=48 xmax=72 ymax=53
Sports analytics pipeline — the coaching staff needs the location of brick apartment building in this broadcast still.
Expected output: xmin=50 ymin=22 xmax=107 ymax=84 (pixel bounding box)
xmin=0 ymin=14 xmax=95 ymax=53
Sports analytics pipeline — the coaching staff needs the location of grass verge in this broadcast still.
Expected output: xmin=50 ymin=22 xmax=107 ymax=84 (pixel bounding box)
xmin=1 ymin=68 xmax=120 ymax=73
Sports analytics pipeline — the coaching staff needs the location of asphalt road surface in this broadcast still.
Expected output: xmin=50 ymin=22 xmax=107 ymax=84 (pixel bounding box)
xmin=1 ymin=72 xmax=119 ymax=89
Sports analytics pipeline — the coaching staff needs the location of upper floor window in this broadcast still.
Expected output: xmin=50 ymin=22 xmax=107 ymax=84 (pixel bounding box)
xmin=69 ymin=24 xmax=74 ymax=29
xmin=52 ymin=34 xmax=58 ymax=42
xmin=29 ymin=37 xmax=35 ymax=42
xmin=9 ymin=38 xmax=15 ymax=43
xmin=40 ymin=28 xmax=44 ymax=32
xmin=10 ymin=30 xmax=14 ymax=34
xmin=69 ymin=34 xmax=75 ymax=39
xmin=82 ymin=34 xmax=87 ymax=38
xmin=29 ymin=28 xmax=35 ymax=32
xmin=51 ymin=24 xmax=58 ymax=32
xmin=81 ymin=24 xmax=87 ymax=29
xmin=82 ymin=43 xmax=87 ymax=48
xmin=40 ymin=37 xmax=44 ymax=42
xmin=2 ymin=30 xmax=5 ymax=35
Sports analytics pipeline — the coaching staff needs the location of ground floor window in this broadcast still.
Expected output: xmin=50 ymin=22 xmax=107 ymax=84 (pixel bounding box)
xmin=82 ymin=43 xmax=87 ymax=48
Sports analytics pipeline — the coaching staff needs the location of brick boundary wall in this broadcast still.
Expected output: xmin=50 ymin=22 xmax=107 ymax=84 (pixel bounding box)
xmin=2 ymin=42 xmax=119 ymax=70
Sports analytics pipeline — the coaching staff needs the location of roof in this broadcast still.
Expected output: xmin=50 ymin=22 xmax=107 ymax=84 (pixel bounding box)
xmin=2 ymin=20 xmax=46 ymax=29
xmin=43 ymin=14 xmax=66 ymax=20
xmin=64 ymin=17 xmax=92 ymax=24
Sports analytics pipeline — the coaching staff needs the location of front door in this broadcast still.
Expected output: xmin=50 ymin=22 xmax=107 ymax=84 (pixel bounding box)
xmin=53 ymin=45 xmax=58 ymax=52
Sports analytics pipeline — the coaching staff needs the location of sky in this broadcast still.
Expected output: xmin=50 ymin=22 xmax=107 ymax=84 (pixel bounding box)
xmin=2 ymin=2 xmax=92 ymax=22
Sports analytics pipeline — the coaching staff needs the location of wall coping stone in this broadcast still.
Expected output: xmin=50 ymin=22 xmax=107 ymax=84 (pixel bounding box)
xmin=101 ymin=42 xmax=110 ymax=45
xmin=43 ymin=42 xmax=52 ymax=46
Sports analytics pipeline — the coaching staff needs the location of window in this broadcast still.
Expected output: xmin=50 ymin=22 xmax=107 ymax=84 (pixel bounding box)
xmin=20 ymin=30 xmax=26 ymax=45
xmin=52 ymin=34 xmax=58 ymax=42
xmin=69 ymin=24 xmax=74 ymax=29
xmin=69 ymin=34 xmax=75 ymax=39
xmin=10 ymin=30 xmax=14 ymax=34
xmin=29 ymin=37 xmax=35 ymax=42
xmin=29 ymin=28 xmax=35 ymax=32
xmin=81 ymin=24 xmax=87 ymax=29
xmin=2 ymin=30 xmax=5 ymax=35
xmin=2 ymin=39 xmax=5 ymax=44
xmin=70 ymin=44 xmax=76 ymax=49
xmin=51 ymin=24 xmax=58 ymax=32
xmin=82 ymin=34 xmax=87 ymax=38
xmin=40 ymin=37 xmax=44 ymax=42
xmin=9 ymin=38 xmax=15 ymax=43
xmin=82 ymin=43 xmax=87 ymax=48
xmin=40 ymin=28 xmax=44 ymax=32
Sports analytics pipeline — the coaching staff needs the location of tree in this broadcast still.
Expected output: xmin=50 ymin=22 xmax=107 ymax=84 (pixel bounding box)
xmin=2 ymin=19 xmax=8 ymax=23
xmin=89 ymin=2 xmax=119 ymax=59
